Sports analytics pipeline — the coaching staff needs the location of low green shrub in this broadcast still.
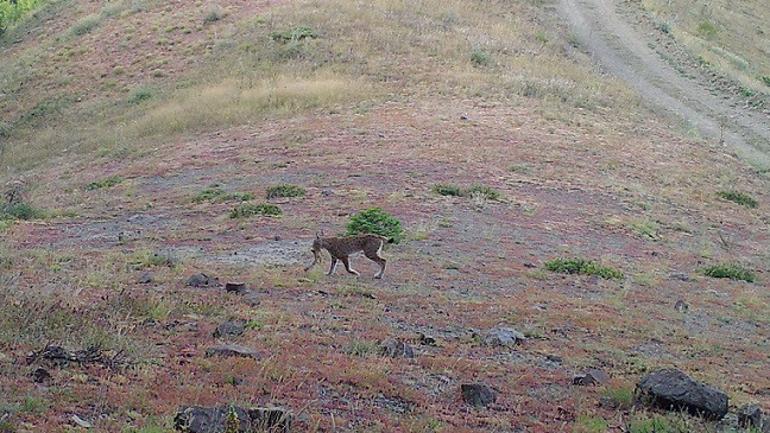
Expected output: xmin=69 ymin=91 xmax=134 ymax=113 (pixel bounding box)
xmin=229 ymin=203 xmax=281 ymax=218
xmin=703 ymin=263 xmax=755 ymax=283
xmin=266 ymin=184 xmax=305 ymax=199
xmin=545 ymin=257 xmax=624 ymax=280
xmin=717 ymin=190 xmax=758 ymax=208
xmin=346 ymin=208 xmax=403 ymax=243
xmin=86 ymin=175 xmax=123 ymax=191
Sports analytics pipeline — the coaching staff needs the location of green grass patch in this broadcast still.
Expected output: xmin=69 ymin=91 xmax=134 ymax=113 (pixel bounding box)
xmin=601 ymin=384 xmax=635 ymax=410
xmin=717 ymin=190 xmax=758 ymax=208
xmin=128 ymin=86 xmax=154 ymax=104
xmin=270 ymin=26 xmax=317 ymax=42
xmin=345 ymin=339 xmax=377 ymax=357
xmin=696 ymin=20 xmax=718 ymax=39
xmin=432 ymin=183 xmax=463 ymax=197
xmin=192 ymin=185 xmax=254 ymax=204
xmin=627 ymin=414 xmax=689 ymax=433
xmin=761 ymin=76 xmax=770 ymax=87
xmin=703 ymin=263 xmax=756 ymax=283
xmin=85 ymin=175 xmax=123 ymax=191
xmin=346 ymin=207 xmax=403 ymax=243
xmin=629 ymin=219 xmax=660 ymax=240
xmin=265 ymin=184 xmax=305 ymax=199
xmin=573 ymin=415 xmax=608 ymax=433
xmin=229 ymin=203 xmax=281 ymax=218
xmin=545 ymin=257 xmax=624 ymax=280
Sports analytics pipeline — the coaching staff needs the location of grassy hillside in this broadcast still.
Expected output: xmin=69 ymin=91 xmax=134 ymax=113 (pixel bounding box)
xmin=639 ymin=0 xmax=770 ymax=94
xmin=1 ymin=0 xmax=769 ymax=432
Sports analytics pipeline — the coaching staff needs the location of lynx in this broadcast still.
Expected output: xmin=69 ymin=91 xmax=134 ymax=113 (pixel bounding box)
xmin=305 ymin=232 xmax=392 ymax=279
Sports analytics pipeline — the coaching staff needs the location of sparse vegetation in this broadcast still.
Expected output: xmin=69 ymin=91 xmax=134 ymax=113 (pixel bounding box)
xmin=203 ymin=4 xmax=224 ymax=23
xmin=0 ymin=202 xmax=45 ymax=220
xmin=85 ymin=175 xmax=123 ymax=191
xmin=717 ymin=190 xmax=758 ymax=208
xmin=545 ymin=257 xmax=624 ymax=279
xmin=761 ymin=76 xmax=770 ymax=87
xmin=432 ymin=184 xmax=463 ymax=197
xmin=229 ymin=203 xmax=281 ymax=218
xmin=573 ymin=415 xmax=608 ymax=433
xmin=128 ymin=86 xmax=154 ymax=104
xmin=346 ymin=208 xmax=403 ymax=244
xmin=601 ymin=384 xmax=635 ymax=410
xmin=193 ymin=185 xmax=254 ymax=203
xmin=0 ymin=0 xmax=45 ymax=34
xmin=69 ymin=14 xmax=101 ymax=36
xmin=432 ymin=184 xmax=501 ymax=200
xmin=703 ymin=263 xmax=756 ymax=283
xmin=465 ymin=185 xmax=501 ymax=201
xmin=470 ymin=49 xmax=491 ymax=67
xmin=695 ymin=20 xmax=718 ymax=39
xmin=270 ymin=26 xmax=317 ymax=42
xmin=266 ymin=184 xmax=305 ymax=199
xmin=627 ymin=414 xmax=689 ymax=433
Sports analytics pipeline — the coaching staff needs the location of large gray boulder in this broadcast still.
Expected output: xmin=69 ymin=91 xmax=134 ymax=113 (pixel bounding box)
xmin=174 ymin=405 xmax=291 ymax=433
xmin=636 ymin=368 xmax=728 ymax=419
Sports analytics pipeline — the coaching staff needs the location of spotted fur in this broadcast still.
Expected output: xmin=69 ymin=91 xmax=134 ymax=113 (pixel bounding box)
xmin=305 ymin=233 xmax=390 ymax=279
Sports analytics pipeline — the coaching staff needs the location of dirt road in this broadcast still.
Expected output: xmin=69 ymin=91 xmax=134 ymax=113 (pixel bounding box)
xmin=559 ymin=0 xmax=770 ymax=170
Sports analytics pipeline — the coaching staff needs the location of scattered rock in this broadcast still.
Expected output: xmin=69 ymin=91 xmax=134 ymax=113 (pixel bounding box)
xmin=674 ymin=299 xmax=689 ymax=313
xmin=71 ymin=414 xmax=93 ymax=429
xmin=31 ymin=368 xmax=51 ymax=384
xmin=418 ymin=332 xmax=436 ymax=346
xmin=321 ymin=189 xmax=333 ymax=197
xmin=27 ymin=345 xmax=123 ymax=369
xmin=670 ymin=272 xmax=690 ymax=281
xmin=461 ymin=383 xmax=497 ymax=408
xmin=572 ymin=368 xmax=610 ymax=386
xmin=483 ymin=327 xmax=526 ymax=347
xmin=242 ymin=291 xmax=262 ymax=307
xmin=174 ymin=405 xmax=291 ymax=433
xmin=205 ymin=344 xmax=259 ymax=359
xmin=738 ymin=404 xmax=762 ymax=429
xmin=138 ymin=271 xmax=154 ymax=284
xmin=545 ymin=354 xmax=563 ymax=364
xmin=225 ymin=282 xmax=248 ymax=294
xmin=273 ymin=235 xmax=282 ymax=241
xmin=379 ymin=338 xmax=415 ymax=358
xmin=213 ymin=320 xmax=246 ymax=339
xmin=186 ymin=273 xmax=219 ymax=288
xmin=637 ymin=368 xmax=728 ymax=419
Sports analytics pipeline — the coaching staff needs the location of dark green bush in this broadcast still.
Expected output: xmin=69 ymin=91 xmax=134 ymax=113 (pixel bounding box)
xmin=346 ymin=208 xmax=403 ymax=244
xmin=229 ymin=203 xmax=281 ymax=218
xmin=703 ymin=263 xmax=755 ymax=283
xmin=1 ymin=203 xmax=45 ymax=220
xmin=266 ymin=184 xmax=305 ymax=199
xmin=545 ymin=257 xmax=623 ymax=280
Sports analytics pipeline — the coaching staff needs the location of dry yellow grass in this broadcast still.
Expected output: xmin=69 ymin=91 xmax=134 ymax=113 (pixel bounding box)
xmin=135 ymin=75 xmax=367 ymax=137
xmin=640 ymin=0 xmax=770 ymax=92
xmin=1 ymin=0 xmax=635 ymax=172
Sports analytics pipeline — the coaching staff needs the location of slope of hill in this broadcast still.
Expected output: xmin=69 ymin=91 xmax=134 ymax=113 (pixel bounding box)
xmin=1 ymin=0 xmax=769 ymax=432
